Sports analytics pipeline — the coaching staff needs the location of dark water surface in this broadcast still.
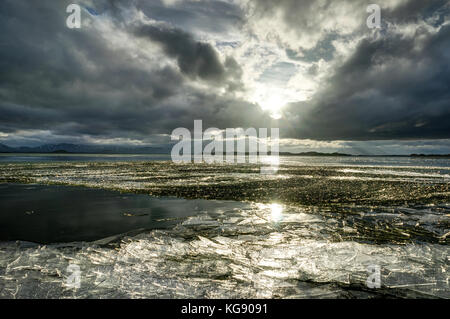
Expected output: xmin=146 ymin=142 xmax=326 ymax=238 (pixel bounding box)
xmin=0 ymin=183 xmax=245 ymax=243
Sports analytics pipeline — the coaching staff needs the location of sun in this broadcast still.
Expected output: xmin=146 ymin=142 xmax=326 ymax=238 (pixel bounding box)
xmin=257 ymin=93 xmax=285 ymax=119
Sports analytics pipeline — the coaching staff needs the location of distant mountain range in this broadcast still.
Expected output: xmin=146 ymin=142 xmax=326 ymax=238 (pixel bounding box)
xmin=0 ymin=143 xmax=449 ymax=157
xmin=278 ymin=151 xmax=352 ymax=157
xmin=0 ymin=143 xmax=171 ymax=154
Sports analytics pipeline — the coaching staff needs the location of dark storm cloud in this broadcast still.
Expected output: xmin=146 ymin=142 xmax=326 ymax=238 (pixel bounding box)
xmin=0 ymin=0 xmax=259 ymax=144
xmin=135 ymin=24 xmax=225 ymax=82
xmin=384 ymin=0 xmax=449 ymax=24
xmin=283 ymin=19 xmax=450 ymax=140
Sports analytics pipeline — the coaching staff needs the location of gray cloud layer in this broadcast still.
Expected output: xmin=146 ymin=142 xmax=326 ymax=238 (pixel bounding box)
xmin=0 ymin=0 xmax=449 ymax=150
xmin=283 ymin=16 xmax=450 ymax=139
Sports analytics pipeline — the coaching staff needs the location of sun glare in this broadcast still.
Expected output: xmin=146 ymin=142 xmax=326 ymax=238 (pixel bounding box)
xmin=251 ymin=88 xmax=287 ymax=119
xmin=259 ymin=95 xmax=285 ymax=119
xmin=270 ymin=203 xmax=283 ymax=223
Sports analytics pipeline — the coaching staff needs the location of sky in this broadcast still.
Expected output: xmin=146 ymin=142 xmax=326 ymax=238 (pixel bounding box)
xmin=0 ymin=0 xmax=449 ymax=155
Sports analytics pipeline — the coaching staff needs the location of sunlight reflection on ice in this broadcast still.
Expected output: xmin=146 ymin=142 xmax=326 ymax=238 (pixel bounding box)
xmin=270 ymin=203 xmax=283 ymax=223
xmin=0 ymin=201 xmax=449 ymax=298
